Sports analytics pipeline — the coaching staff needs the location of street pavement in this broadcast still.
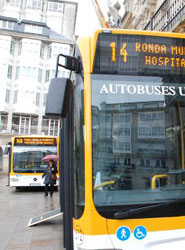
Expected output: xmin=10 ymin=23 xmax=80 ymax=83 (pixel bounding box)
xmin=0 ymin=175 xmax=64 ymax=250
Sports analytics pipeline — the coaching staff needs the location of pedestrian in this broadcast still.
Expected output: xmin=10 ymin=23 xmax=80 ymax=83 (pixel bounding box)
xmin=42 ymin=159 xmax=58 ymax=197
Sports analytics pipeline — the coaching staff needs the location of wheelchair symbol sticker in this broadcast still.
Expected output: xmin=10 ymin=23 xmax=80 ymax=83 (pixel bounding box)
xmin=134 ymin=226 xmax=147 ymax=240
xmin=116 ymin=226 xmax=131 ymax=241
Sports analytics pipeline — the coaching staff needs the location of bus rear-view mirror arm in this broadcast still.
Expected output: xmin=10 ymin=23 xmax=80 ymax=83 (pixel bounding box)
xmin=4 ymin=143 xmax=11 ymax=154
xmin=56 ymin=54 xmax=82 ymax=76
xmin=45 ymin=54 xmax=81 ymax=118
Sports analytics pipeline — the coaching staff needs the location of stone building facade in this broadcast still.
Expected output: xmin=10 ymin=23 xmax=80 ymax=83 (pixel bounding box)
xmin=105 ymin=0 xmax=184 ymax=32
xmin=0 ymin=0 xmax=77 ymax=172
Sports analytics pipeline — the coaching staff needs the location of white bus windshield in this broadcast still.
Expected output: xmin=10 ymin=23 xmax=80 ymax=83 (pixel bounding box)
xmin=92 ymin=74 xmax=185 ymax=207
xmin=13 ymin=146 xmax=57 ymax=173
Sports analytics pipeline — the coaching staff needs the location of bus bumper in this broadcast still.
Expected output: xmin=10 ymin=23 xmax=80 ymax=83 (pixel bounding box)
xmin=10 ymin=175 xmax=59 ymax=187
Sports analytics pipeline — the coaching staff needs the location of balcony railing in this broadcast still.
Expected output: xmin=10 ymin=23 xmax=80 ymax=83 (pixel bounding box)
xmin=0 ymin=123 xmax=59 ymax=136
xmin=41 ymin=126 xmax=59 ymax=136
xmin=144 ymin=0 xmax=185 ymax=31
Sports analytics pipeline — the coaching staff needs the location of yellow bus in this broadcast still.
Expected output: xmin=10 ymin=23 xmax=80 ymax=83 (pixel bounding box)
xmin=7 ymin=136 xmax=59 ymax=188
xmin=46 ymin=29 xmax=185 ymax=250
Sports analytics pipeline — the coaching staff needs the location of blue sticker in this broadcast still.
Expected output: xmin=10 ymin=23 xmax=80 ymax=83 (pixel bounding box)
xmin=16 ymin=174 xmax=22 ymax=177
xmin=134 ymin=226 xmax=147 ymax=240
xmin=116 ymin=226 xmax=131 ymax=241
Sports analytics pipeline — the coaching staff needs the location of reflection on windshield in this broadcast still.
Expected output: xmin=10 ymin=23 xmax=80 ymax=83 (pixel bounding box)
xmin=13 ymin=146 xmax=57 ymax=173
xmin=92 ymin=74 xmax=185 ymax=207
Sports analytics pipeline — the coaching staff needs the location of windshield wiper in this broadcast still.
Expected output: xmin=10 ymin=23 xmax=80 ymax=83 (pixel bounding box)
xmin=14 ymin=169 xmax=37 ymax=173
xmin=114 ymin=199 xmax=185 ymax=219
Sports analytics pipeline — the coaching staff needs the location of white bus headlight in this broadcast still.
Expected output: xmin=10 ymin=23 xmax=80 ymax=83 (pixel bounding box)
xmin=11 ymin=178 xmax=19 ymax=182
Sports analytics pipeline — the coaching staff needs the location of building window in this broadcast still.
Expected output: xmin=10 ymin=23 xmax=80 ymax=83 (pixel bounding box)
xmin=27 ymin=67 xmax=31 ymax=76
xmin=12 ymin=115 xmax=19 ymax=133
xmin=64 ymin=47 xmax=69 ymax=54
xmin=33 ymin=67 xmax=37 ymax=78
xmin=5 ymin=89 xmax=10 ymax=103
xmin=140 ymin=159 xmax=151 ymax=168
xmin=36 ymin=92 xmax=40 ymax=106
xmin=45 ymin=70 xmax=50 ymax=82
xmin=138 ymin=111 xmax=165 ymax=139
xmin=146 ymin=160 xmax=150 ymax=167
xmin=7 ymin=65 xmax=13 ymax=79
xmin=124 ymin=158 xmax=131 ymax=166
xmin=52 ymin=70 xmax=55 ymax=78
xmin=48 ymin=2 xmax=63 ymax=12
xmin=25 ymin=24 xmax=42 ymax=34
xmin=53 ymin=46 xmax=58 ymax=56
xmin=40 ymin=44 xmax=44 ymax=59
xmin=43 ymin=94 xmax=47 ymax=105
xmin=1 ymin=20 xmax=13 ymax=29
xmin=47 ymin=46 xmax=52 ymax=59
xmin=10 ymin=40 xmax=15 ymax=55
xmin=49 ymin=120 xmax=59 ymax=136
xmin=26 ymin=0 xmax=42 ymax=10
xmin=38 ymin=68 xmax=42 ymax=82
xmin=42 ymin=119 xmax=49 ymax=135
xmin=31 ymin=117 xmax=38 ymax=127
xmin=41 ymin=119 xmax=59 ymax=136
xmin=14 ymin=90 xmax=18 ymax=104
xmin=161 ymin=160 xmax=166 ymax=168
xmin=0 ymin=114 xmax=8 ymax=131
xmin=15 ymin=66 xmax=20 ymax=79
xmin=5 ymin=0 xmax=20 ymax=7
xmin=18 ymin=42 xmax=22 ymax=56
xmin=156 ymin=160 xmax=160 ymax=167
xmin=155 ymin=160 xmax=166 ymax=169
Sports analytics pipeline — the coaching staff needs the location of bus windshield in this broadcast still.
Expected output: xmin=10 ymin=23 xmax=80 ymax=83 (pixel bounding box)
xmin=13 ymin=146 xmax=57 ymax=173
xmin=92 ymin=74 xmax=185 ymax=207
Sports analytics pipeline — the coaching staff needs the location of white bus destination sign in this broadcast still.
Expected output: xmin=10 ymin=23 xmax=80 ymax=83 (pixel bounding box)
xmin=93 ymin=33 xmax=185 ymax=76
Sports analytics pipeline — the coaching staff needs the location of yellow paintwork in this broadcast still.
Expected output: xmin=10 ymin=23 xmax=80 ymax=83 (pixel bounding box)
xmin=74 ymin=213 xmax=185 ymax=235
xmin=151 ymin=174 xmax=168 ymax=189
xmin=94 ymin=180 xmax=115 ymax=190
xmin=73 ymin=29 xmax=185 ymax=236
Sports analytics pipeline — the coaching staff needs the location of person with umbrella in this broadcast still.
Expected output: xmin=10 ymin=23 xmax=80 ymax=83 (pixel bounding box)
xmin=42 ymin=159 xmax=58 ymax=197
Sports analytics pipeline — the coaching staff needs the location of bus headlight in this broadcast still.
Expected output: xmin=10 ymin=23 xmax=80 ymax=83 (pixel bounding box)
xmin=11 ymin=178 xmax=19 ymax=182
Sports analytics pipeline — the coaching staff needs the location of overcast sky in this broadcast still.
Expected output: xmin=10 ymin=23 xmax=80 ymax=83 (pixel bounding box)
xmin=70 ymin=0 xmax=125 ymax=37
xmin=74 ymin=0 xmax=101 ymax=37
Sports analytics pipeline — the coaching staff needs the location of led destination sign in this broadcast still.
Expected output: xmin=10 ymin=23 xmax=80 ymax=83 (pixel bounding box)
xmin=93 ymin=33 xmax=185 ymax=76
xmin=14 ymin=138 xmax=57 ymax=146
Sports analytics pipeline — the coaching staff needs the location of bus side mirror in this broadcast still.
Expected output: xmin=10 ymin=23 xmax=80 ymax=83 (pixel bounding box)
xmin=45 ymin=78 xmax=72 ymax=118
xmin=4 ymin=146 xmax=10 ymax=154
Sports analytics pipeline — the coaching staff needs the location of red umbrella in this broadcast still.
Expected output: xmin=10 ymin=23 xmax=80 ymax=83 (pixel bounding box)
xmin=42 ymin=154 xmax=59 ymax=162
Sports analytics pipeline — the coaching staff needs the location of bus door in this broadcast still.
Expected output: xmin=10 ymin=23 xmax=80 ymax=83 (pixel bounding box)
xmin=45 ymin=74 xmax=74 ymax=249
xmin=61 ymin=99 xmax=74 ymax=250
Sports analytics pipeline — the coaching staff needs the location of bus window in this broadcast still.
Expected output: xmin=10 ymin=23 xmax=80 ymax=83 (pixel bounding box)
xmin=92 ymin=74 xmax=184 ymax=213
xmin=13 ymin=146 xmax=57 ymax=173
